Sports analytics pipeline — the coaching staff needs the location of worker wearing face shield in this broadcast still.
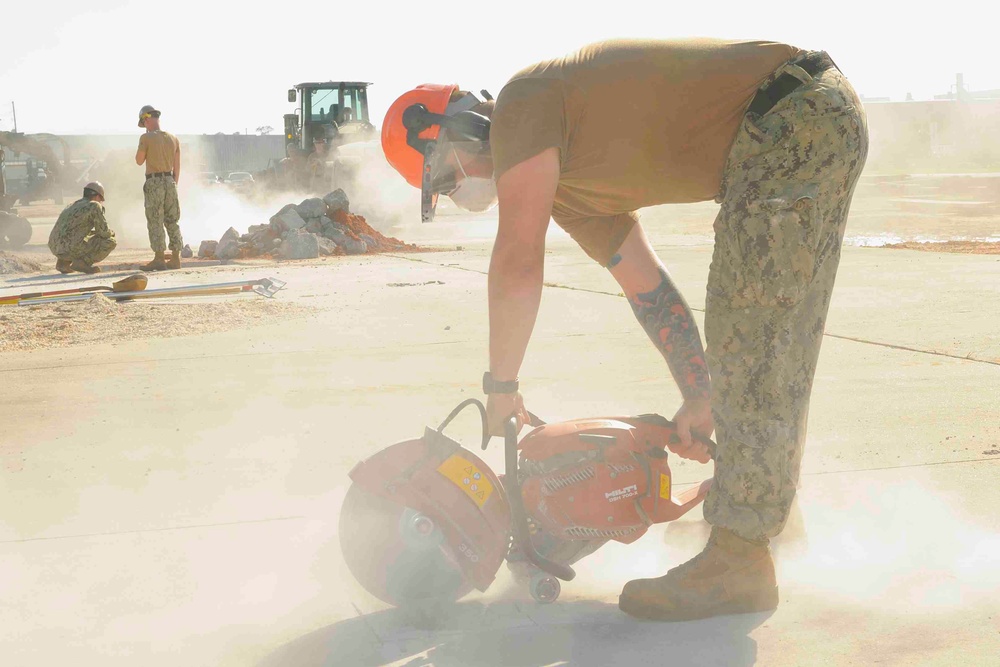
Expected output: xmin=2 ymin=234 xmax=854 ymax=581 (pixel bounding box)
xmin=381 ymin=86 xmax=498 ymax=222
xmin=380 ymin=39 xmax=868 ymax=624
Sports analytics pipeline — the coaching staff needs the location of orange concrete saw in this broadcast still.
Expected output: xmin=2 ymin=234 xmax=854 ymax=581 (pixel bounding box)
xmin=340 ymin=399 xmax=713 ymax=607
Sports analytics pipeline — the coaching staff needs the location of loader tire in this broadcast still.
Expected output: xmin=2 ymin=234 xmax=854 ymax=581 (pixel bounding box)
xmin=0 ymin=212 xmax=32 ymax=249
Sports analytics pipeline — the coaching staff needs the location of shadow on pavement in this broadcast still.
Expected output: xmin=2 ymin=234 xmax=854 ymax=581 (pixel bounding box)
xmin=260 ymin=599 xmax=770 ymax=667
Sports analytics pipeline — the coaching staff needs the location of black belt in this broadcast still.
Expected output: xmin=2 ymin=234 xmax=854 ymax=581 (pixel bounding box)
xmin=746 ymin=51 xmax=838 ymax=118
xmin=146 ymin=171 xmax=173 ymax=180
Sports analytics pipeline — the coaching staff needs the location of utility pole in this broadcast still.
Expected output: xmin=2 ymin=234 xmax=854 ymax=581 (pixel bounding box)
xmin=11 ymin=101 xmax=17 ymax=133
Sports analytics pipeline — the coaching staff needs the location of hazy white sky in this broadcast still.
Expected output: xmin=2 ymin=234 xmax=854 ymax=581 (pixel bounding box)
xmin=1 ymin=1 xmax=995 ymax=136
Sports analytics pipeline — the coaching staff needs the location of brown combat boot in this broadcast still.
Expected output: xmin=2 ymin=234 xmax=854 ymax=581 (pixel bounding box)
xmin=55 ymin=257 xmax=74 ymax=273
xmin=166 ymin=249 xmax=181 ymax=270
xmin=141 ymin=251 xmax=167 ymax=271
xmin=619 ymin=527 xmax=779 ymax=621
xmin=70 ymin=260 xmax=101 ymax=274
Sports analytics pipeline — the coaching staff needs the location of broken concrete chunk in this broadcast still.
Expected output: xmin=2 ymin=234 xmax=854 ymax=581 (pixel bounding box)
xmin=270 ymin=209 xmax=306 ymax=234
xmin=316 ymin=236 xmax=339 ymax=256
xmin=360 ymin=234 xmax=378 ymax=249
xmin=343 ymin=237 xmax=367 ymax=255
xmin=318 ymin=216 xmax=336 ymax=238
xmin=304 ymin=217 xmax=324 ymax=235
xmin=249 ymin=223 xmax=276 ymax=240
xmin=323 ymin=227 xmax=349 ymax=246
xmin=273 ymin=203 xmax=297 ymax=218
xmin=181 ymin=244 xmax=193 ymax=258
xmin=216 ymin=239 xmax=241 ymax=261
xmin=280 ymin=229 xmax=320 ymax=260
xmin=198 ymin=240 xmax=218 ymax=258
xmin=323 ymin=188 xmax=350 ymax=214
xmin=296 ymin=197 xmax=327 ymax=219
xmin=220 ymin=227 xmax=241 ymax=244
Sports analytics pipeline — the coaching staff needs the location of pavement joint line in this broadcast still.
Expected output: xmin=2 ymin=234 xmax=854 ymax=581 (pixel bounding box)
xmin=386 ymin=253 xmax=1000 ymax=367
xmin=802 ymin=455 xmax=1000 ymax=477
xmin=822 ymin=333 xmax=1000 ymax=367
xmin=0 ymin=515 xmax=307 ymax=545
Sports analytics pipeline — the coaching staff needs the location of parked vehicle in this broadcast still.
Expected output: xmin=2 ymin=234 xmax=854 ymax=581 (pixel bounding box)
xmin=225 ymin=171 xmax=255 ymax=193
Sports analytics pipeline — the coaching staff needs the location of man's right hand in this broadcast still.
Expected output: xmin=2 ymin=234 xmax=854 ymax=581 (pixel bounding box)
xmin=486 ymin=391 xmax=529 ymax=437
xmin=670 ymin=397 xmax=714 ymax=463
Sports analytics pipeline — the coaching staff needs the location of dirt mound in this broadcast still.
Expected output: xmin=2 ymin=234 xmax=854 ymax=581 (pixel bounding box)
xmin=330 ymin=209 xmax=414 ymax=252
xmin=83 ymin=292 xmax=118 ymax=314
xmin=0 ymin=252 xmax=43 ymax=274
xmin=882 ymin=240 xmax=1000 ymax=255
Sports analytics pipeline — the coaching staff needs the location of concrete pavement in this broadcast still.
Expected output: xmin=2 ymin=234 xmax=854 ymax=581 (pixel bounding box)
xmin=1 ymin=220 xmax=998 ymax=665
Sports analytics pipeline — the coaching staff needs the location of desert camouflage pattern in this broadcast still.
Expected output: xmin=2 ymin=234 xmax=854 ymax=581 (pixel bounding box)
xmin=703 ymin=54 xmax=869 ymax=541
xmin=48 ymin=198 xmax=117 ymax=265
xmin=143 ymin=175 xmax=182 ymax=252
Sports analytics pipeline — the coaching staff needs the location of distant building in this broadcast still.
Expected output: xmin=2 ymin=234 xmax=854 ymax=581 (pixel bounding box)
xmin=932 ymin=74 xmax=1000 ymax=101
xmin=863 ymin=74 xmax=1000 ymax=172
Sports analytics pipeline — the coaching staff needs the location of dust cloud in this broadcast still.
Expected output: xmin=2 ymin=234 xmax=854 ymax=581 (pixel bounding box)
xmin=77 ymin=136 xmax=423 ymax=251
xmin=331 ymin=140 xmax=422 ymax=229
xmin=484 ymin=478 xmax=1000 ymax=614
xmin=779 ymin=479 xmax=1000 ymax=612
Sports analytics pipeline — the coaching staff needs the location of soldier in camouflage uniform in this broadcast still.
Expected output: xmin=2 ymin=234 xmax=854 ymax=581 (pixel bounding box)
xmin=382 ymin=40 xmax=868 ymax=621
xmin=619 ymin=52 xmax=869 ymax=622
xmin=48 ymin=181 xmax=116 ymax=274
xmin=135 ymin=104 xmax=183 ymax=271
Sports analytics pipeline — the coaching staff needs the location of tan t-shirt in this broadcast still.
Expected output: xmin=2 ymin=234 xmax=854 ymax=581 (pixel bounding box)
xmin=138 ymin=130 xmax=179 ymax=175
xmin=490 ymin=38 xmax=801 ymax=264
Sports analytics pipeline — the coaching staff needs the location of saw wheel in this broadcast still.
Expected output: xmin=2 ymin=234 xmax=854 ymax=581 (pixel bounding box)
xmin=339 ymin=482 xmax=473 ymax=608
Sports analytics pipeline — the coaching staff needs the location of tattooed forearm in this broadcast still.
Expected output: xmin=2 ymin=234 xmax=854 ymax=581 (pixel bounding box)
xmin=628 ymin=267 xmax=711 ymax=400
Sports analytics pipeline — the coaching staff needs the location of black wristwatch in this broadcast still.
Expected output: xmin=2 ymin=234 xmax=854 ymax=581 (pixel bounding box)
xmin=483 ymin=371 xmax=519 ymax=395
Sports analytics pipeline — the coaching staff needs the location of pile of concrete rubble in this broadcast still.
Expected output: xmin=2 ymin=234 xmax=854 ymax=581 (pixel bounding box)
xmin=195 ymin=189 xmax=416 ymax=261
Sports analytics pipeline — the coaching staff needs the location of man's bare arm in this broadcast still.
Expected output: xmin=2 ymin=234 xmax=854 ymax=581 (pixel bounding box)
xmin=609 ymin=225 xmax=710 ymax=401
xmin=489 ymin=147 xmax=560 ymax=382
xmin=609 ymin=224 xmax=713 ymax=452
xmin=485 ymin=147 xmax=559 ymax=434
xmin=173 ymin=141 xmax=181 ymax=183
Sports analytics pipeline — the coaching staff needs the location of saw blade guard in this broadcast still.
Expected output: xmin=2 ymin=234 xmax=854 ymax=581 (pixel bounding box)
xmin=340 ymin=432 xmax=510 ymax=608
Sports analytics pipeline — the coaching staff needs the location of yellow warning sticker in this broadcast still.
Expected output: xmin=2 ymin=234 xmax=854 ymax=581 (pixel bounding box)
xmin=437 ymin=454 xmax=494 ymax=508
xmin=659 ymin=473 xmax=671 ymax=501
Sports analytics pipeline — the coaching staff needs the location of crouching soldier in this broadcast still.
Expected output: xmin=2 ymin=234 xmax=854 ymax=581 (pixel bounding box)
xmin=48 ymin=181 xmax=116 ymax=274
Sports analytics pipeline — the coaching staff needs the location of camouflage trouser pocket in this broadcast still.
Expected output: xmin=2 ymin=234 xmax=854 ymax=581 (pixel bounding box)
xmin=732 ymin=182 xmax=822 ymax=309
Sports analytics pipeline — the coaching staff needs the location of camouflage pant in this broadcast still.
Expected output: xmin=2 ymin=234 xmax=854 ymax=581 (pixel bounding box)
xmin=702 ymin=54 xmax=869 ymax=542
xmin=50 ymin=233 xmax=117 ymax=265
xmin=143 ymin=175 xmax=183 ymax=252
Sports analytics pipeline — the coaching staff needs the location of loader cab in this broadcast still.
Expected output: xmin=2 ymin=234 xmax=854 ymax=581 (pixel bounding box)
xmin=284 ymin=81 xmax=374 ymax=157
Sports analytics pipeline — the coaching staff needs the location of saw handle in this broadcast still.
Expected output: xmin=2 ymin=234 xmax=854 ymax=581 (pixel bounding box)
xmin=666 ymin=431 xmax=716 ymax=464
xmin=504 ymin=417 xmax=576 ymax=582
